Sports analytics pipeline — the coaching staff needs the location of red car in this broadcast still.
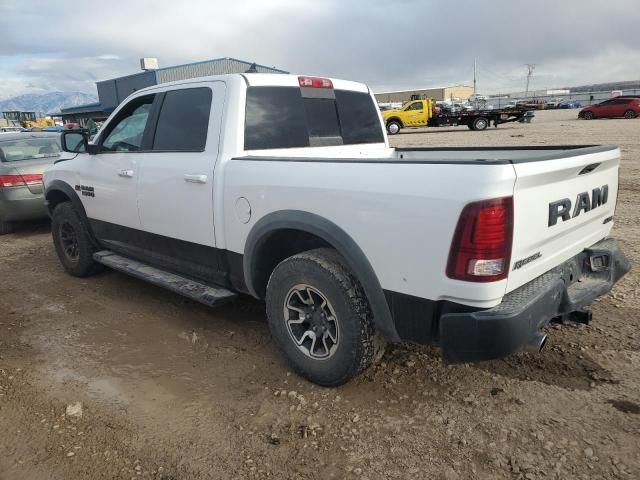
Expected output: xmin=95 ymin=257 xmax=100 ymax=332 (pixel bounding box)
xmin=579 ymin=96 xmax=640 ymax=120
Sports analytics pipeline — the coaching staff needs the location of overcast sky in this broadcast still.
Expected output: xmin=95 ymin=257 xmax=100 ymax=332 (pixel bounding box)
xmin=1 ymin=0 xmax=639 ymax=99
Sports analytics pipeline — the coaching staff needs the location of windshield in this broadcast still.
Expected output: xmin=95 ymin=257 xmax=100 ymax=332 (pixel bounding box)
xmin=0 ymin=137 xmax=61 ymax=162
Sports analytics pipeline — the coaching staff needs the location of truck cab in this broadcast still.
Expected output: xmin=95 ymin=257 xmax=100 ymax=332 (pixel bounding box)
xmin=382 ymin=99 xmax=434 ymax=133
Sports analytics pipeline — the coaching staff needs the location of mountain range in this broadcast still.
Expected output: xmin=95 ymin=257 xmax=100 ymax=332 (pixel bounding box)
xmin=0 ymin=92 xmax=98 ymax=116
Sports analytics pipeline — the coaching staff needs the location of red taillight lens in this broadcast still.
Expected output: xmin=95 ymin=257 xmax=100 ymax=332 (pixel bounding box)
xmin=446 ymin=197 xmax=513 ymax=282
xmin=298 ymin=76 xmax=333 ymax=89
xmin=0 ymin=174 xmax=43 ymax=188
xmin=20 ymin=174 xmax=43 ymax=185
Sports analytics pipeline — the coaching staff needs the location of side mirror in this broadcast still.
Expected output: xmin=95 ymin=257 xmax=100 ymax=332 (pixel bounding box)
xmin=61 ymin=131 xmax=88 ymax=153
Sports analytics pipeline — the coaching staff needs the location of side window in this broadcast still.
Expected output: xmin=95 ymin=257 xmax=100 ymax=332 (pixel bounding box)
xmin=406 ymin=102 xmax=423 ymax=111
xmin=102 ymin=96 xmax=154 ymax=152
xmin=153 ymin=88 xmax=212 ymax=151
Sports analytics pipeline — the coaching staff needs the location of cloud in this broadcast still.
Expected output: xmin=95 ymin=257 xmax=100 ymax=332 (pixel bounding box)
xmin=0 ymin=0 xmax=638 ymax=97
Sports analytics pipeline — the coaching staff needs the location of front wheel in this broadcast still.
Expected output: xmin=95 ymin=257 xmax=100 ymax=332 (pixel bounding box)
xmin=266 ymin=248 xmax=376 ymax=386
xmin=386 ymin=120 xmax=401 ymax=135
xmin=624 ymin=109 xmax=637 ymax=119
xmin=51 ymin=202 xmax=104 ymax=277
xmin=581 ymin=111 xmax=594 ymax=120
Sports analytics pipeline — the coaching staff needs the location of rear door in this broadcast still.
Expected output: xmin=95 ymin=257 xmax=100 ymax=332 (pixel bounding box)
xmin=609 ymin=99 xmax=631 ymax=117
xmin=507 ymin=146 xmax=620 ymax=292
xmin=136 ymin=82 xmax=226 ymax=281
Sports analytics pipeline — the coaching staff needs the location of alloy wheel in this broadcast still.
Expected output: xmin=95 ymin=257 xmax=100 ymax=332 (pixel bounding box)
xmin=283 ymin=284 xmax=339 ymax=359
xmin=59 ymin=221 xmax=80 ymax=262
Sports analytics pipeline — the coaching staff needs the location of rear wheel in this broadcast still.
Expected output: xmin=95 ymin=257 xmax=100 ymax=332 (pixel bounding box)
xmin=386 ymin=120 xmax=401 ymax=135
xmin=51 ymin=202 xmax=103 ymax=277
xmin=471 ymin=117 xmax=488 ymax=130
xmin=624 ymin=109 xmax=637 ymax=119
xmin=0 ymin=220 xmax=13 ymax=235
xmin=581 ymin=111 xmax=594 ymax=120
xmin=266 ymin=248 xmax=376 ymax=386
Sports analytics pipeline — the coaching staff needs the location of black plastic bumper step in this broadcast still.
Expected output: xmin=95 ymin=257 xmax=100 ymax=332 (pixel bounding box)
xmin=93 ymin=250 xmax=237 ymax=308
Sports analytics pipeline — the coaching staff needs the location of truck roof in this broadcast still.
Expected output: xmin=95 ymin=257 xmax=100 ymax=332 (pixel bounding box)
xmin=133 ymin=73 xmax=370 ymax=95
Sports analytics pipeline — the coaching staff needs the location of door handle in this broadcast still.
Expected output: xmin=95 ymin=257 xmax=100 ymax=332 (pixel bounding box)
xmin=184 ymin=174 xmax=207 ymax=184
xmin=118 ymin=169 xmax=134 ymax=178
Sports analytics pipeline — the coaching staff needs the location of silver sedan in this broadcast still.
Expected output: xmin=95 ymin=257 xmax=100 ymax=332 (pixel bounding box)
xmin=0 ymin=132 xmax=61 ymax=234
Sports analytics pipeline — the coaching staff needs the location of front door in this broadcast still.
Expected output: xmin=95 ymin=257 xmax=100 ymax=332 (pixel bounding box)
xmin=78 ymin=94 xmax=156 ymax=249
xmin=404 ymin=101 xmax=424 ymax=126
xmin=136 ymin=82 xmax=226 ymax=282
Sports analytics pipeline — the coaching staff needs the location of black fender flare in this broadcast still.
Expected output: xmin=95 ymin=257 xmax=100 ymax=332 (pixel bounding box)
xmin=243 ymin=210 xmax=400 ymax=341
xmin=45 ymin=180 xmax=98 ymax=245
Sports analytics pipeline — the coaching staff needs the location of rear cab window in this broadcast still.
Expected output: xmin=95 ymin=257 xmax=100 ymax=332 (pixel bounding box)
xmin=244 ymin=84 xmax=384 ymax=150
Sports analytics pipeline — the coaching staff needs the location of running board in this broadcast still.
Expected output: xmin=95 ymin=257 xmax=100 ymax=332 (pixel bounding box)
xmin=93 ymin=250 xmax=237 ymax=308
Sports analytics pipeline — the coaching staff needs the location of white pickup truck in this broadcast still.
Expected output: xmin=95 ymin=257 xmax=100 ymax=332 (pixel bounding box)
xmin=45 ymin=73 xmax=630 ymax=386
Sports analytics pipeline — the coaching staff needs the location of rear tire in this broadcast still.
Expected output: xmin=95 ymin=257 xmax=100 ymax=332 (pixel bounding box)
xmin=471 ymin=117 xmax=489 ymax=130
xmin=0 ymin=220 xmax=13 ymax=235
xmin=51 ymin=202 xmax=103 ymax=277
xmin=266 ymin=248 xmax=376 ymax=386
xmin=624 ymin=109 xmax=637 ymax=119
xmin=386 ymin=120 xmax=401 ymax=135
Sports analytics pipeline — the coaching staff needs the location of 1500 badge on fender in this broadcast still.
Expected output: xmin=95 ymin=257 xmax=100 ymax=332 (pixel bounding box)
xmin=75 ymin=184 xmax=95 ymax=198
xmin=548 ymin=185 xmax=608 ymax=226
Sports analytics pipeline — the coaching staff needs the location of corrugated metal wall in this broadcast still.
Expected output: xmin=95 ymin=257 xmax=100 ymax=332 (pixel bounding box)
xmin=375 ymin=89 xmax=446 ymax=103
xmin=156 ymin=58 xmax=285 ymax=83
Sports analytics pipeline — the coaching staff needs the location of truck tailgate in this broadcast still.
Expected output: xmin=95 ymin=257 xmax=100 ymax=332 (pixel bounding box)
xmin=507 ymin=145 xmax=620 ymax=293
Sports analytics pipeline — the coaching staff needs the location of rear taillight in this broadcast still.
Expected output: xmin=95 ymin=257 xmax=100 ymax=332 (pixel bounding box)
xmin=0 ymin=174 xmax=43 ymax=188
xmin=446 ymin=197 xmax=513 ymax=282
xmin=298 ymin=76 xmax=333 ymax=89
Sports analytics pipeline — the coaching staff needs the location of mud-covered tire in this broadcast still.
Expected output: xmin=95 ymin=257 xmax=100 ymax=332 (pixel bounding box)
xmin=266 ymin=248 xmax=375 ymax=386
xmin=51 ymin=202 xmax=103 ymax=277
xmin=0 ymin=220 xmax=13 ymax=235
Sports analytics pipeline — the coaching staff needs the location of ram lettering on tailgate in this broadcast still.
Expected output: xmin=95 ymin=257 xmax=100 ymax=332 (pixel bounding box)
xmin=548 ymin=185 xmax=608 ymax=227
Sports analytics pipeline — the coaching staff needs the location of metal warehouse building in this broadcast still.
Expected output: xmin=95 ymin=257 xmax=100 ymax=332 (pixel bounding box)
xmin=375 ymin=85 xmax=474 ymax=103
xmin=61 ymin=57 xmax=288 ymax=125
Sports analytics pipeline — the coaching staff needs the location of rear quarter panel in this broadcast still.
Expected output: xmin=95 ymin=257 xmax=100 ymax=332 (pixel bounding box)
xmin=222 ymin=159 xmax=516 ymax=307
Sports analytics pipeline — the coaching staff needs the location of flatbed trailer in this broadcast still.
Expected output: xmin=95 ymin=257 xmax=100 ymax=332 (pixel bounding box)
xmin=428 ymin=108 xmax=532 ymax=131
xmin=381 ymin=99 xmax=534 ymax=134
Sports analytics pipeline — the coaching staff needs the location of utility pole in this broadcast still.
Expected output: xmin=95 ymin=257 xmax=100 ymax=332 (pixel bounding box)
xmin=473 ymin=57 xmax=477 ymax=94
xmin=525 ymin=64 xmax=536 ymax=96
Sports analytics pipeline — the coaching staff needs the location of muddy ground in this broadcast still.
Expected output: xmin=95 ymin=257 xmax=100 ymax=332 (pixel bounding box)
xmin=0 ymin=109 xmax=638 ymax=479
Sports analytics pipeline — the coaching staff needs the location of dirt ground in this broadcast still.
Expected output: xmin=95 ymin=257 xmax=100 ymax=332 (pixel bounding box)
xmin=1 ymin=109 xmax=639 ymax=480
